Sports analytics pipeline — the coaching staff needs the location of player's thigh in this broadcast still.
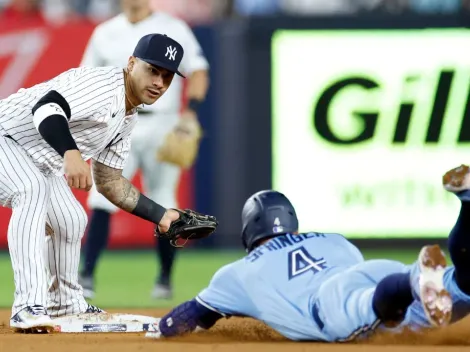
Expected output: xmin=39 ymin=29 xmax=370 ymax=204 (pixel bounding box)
xmin=0 ymin=163 xmax=15 ymax=207
xmin=87 ymin=153 xmax=140 ymax=213
xmin=0 ymin=136 xmax=49 ymax=208
xmin=47 ymin=175 xmax=87 ymax=240
xmin=316 ymin=260 xmax=408 ymax=342
xmin=141 ymin=156 xmax=181 ymax=208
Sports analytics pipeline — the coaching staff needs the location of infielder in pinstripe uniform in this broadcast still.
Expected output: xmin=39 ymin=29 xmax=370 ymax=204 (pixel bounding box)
xmin=79 ymin=0 xmax=210 ymax=301
xmin=0 ymin=33 xmax=187 ymax=332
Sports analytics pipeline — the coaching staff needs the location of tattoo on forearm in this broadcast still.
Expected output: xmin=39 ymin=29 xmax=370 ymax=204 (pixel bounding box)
xmin=92 ymin=160 xmax=140 ymax=212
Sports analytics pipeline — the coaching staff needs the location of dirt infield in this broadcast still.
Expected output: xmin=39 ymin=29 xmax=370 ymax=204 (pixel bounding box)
xmin=2 ymin=309 xmax=470 ymax=352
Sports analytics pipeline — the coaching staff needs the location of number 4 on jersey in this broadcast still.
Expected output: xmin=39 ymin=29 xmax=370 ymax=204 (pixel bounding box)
xmin=288 ymin=247 xmax=327 ymax=280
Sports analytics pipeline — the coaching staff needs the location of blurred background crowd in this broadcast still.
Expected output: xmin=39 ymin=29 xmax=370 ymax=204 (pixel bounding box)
xmin=1 ymin=0 xmax=469 ymax=26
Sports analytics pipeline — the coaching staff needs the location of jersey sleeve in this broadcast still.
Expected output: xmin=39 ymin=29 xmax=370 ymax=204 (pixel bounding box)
xmin=196 ymin=261 xmax=250 ymax=317
xmin=342 ymin=235 xmax=364 ymax=263
xmin=93 ymin=133 xmax=131 ymax=170
xmin=80 ymin=27 xmax=106 ymax=67
xmin=52 ymin=67 xmax=118 ymax=123
xmin=177 ymin=21 xmax=209 ymax=75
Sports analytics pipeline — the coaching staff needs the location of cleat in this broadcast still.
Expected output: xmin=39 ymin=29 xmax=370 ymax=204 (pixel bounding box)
xmin=443 ymin=165 xmax=470 ymax=201
xmin=151 ymin=284 xmax=172 ymax=300
xmin=410 ymin=245 xmax=452 ymax=327
xmin=84 ymin=304 xmax=106 ymax=314
xmin=10 ymin=305 xmax=56 ymax=333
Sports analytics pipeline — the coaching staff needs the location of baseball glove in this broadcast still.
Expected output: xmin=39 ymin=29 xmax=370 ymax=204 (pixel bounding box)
xmin=156 ymin=117 xmax=202 ymax=169
xmin=155 ymin=209 xmax=218 ymax=248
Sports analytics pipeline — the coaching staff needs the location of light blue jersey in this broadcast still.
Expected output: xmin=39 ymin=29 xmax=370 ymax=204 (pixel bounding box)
xmin=198 ymin=232 xmax=367 ymax=341
xmin=197 ymin=232 xmax=470 ymax=342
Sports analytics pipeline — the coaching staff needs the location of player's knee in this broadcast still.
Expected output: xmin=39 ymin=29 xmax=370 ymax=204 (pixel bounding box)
xmin=61 ymin=204 xmax=88 ymax=241
xmin=74 ymin=205 xmax=88 ymax=240
xmin=71 ymin=216 xmax=87 ymax=241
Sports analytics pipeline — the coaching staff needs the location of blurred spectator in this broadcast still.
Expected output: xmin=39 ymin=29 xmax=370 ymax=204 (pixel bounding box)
xmin=70 ymin=0 xmax=92 ymax=15
xmin=43 ymin=0 xmax=118 ymax=23
xmin=408 ymin=0 xmax=460 ymax=14
xmin=462 ymin=0 xmax=470 ymax=11
xmin=1 ymin=0 xmax=469 ymax=24
xmin=279 ymin=0 xmax=359 ymax=15
xmin=41 ymin=0 xmax=72 ymax=24
xmin=359 ymin=0 xmax=409 ymax=14
xmin=150 ymin=0 xmax=216 ymax=24
xmin=0 ymin=0 xmax=45 ymax=25
xmin=234 ymin=0 xmax=280 ymax=16
xmin=212 ymin=0 xmax=234 ymax=18
xmin=84 ymin=0 xmax=119 ymax=22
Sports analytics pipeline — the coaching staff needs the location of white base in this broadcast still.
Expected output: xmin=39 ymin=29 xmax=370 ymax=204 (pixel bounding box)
xmin=51 ymin=313 xmax=160 ymax=333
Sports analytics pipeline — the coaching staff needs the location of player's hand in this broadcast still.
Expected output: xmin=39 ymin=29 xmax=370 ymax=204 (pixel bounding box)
xmin=157 ymin=209 xmax=180 ymax=233
xmin=181 ymin=108 xmax=197 ymax=120
xmin=176 ymin=109 xmax=198 ymax=136
xmin=63 ymin=150 xmax=93 ymax=191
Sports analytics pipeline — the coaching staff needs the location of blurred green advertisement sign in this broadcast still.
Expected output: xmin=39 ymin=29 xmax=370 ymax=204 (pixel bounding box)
xmin=272 ymin=29 xmax=470 ymax=238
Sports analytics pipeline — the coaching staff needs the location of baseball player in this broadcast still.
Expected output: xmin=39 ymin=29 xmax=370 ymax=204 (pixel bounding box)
xmin=78 ymin=0 xmax=210 ymax=300
xmin=145 ymin=164 xmax=470 ymax=341
xmin=0 ymin=32 xmax=205 ymax=333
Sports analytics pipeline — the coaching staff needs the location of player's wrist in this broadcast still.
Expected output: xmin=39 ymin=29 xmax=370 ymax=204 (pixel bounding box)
xmin=131 ymin=193 xmax=167 ymax=226
xmin=157 ymin=209 xmax=180 ymax=234
xmin=187 ymin=98 xmax=203 ymax=114
xmin=163 ymin=209 xmax=180 ymax=221
xmin=64 ymin=149 xmax=81 ymax=159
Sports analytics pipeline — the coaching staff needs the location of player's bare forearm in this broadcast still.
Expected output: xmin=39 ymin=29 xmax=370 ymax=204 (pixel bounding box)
xmin=92 ymin=160 xmax=171 ymax=228
xmin=92 ymin=160 xmax=140 ymax=212
xmin=187 ymin=70 xmax=209 ymax=101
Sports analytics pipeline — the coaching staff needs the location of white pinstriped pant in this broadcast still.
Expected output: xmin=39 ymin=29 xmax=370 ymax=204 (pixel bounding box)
xmin=0 ymin=136 xmax=89 ymax=317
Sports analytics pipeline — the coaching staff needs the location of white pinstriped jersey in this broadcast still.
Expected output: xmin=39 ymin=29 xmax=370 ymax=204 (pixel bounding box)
xmin=0 ymin=66 xmax=137 ymax=176
xmin=81 ymin=11 xmax=209 ymax=115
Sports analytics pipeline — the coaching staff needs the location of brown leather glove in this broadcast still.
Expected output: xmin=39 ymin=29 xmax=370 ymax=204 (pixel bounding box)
xmin=156 ymin=117 xmax=202 ymax=169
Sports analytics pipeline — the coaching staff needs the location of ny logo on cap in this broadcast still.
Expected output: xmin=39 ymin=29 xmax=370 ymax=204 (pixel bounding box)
xmin=165 ymin=46 xmax=177 ymax=61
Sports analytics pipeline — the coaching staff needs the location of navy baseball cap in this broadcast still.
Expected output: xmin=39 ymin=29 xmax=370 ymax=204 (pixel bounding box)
xmin=133 ymin=33 xmax=185 ymax=78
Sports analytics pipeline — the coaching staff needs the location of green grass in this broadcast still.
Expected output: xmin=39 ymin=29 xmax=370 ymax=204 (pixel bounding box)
xmin=0 ymin=249 xmax=243 ymax=309
xmin=0 ymin=247 xmax=450 ymax=309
